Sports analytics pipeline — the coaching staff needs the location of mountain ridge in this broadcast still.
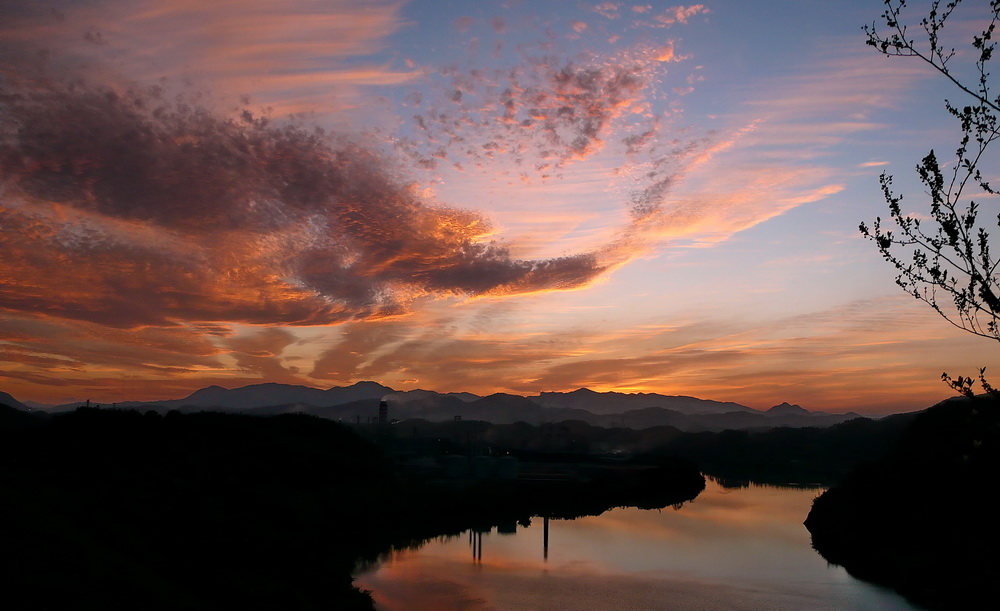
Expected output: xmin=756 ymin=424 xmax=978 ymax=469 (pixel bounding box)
xmin=2 ymin=382 xmax=864 ymax=432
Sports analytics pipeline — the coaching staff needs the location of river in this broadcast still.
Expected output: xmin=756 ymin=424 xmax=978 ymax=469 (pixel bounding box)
xmin=355 ymin=479 xmax=920 ymax=610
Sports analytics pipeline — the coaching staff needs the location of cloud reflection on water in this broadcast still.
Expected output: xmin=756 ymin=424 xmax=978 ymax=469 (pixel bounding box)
xmin=356 ymin=481 xmax=917 ymax=611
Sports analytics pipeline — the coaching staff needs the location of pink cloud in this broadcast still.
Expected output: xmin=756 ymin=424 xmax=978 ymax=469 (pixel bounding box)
xmin=655 ymin=41 xmax=676 ymax=62
xmin=593 ymin=3 xmax=621 ymax=19
xmin=639 ymin=4 xmax=710 ymax=28
xmin=402 ymin=47 xmax=676 ymax=176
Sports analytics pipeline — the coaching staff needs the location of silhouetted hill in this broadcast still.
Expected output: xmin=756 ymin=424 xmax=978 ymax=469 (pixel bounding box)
xmin=766 ymin=401 xmax=808 ymax=416
xmin=591 ymin=406 xmax=695 ymax=429
xmin=575 ymin=404 xmax=863 ymax=432
xmin=375 ymin=391 xmax=861 ymax=431
xmin=0 ymin=401 xmax=48 ymax=430
xmin=0 ymin=391 xmax=31 ymax=411
xmin=377 ymin=392 xmax=472 ymax=421
xmin=448 ymin=393 xmax=534 ymax=423
xmin=32 ymin=381 xmax=395 ymax=413
xmin=398 ymin=411 xmax=919 ymax=486
xmin=385 ymin=388 xmax=480 ymax=403
xmin=805 ymin=394 xmax=1000 ymax=609
xmin=166 ymin=380 xmax=395 ymax=410
xmin=534 ymin=388 xmax=754 ymax=415
xmin=663 ymin=411 xmax=919 ymax=484
xmin=8 ymin=383 xmax=864 ymax=432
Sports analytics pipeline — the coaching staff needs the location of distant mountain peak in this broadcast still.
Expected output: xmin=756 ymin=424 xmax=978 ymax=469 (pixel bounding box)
xmin=534 ymin=388 xmax=599 ymax=398
xmin=183 ymin=385 xmax=229 ymax=399
xmin=335 ymin=380 xmax=388 ymax=390
xmin=767 ymin=402 xmax=810 ymax=416
xmin=168 ymin=381 xmax=393 ymax=409
xmin=194 ymin=384 xmax=226 ymax=392
xmin=0 ymin=391 xmax=30 ymax=411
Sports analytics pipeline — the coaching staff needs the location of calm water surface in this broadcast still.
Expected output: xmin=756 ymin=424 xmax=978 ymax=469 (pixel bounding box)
xmin=355 ymin=480 xmax=920 ymax=610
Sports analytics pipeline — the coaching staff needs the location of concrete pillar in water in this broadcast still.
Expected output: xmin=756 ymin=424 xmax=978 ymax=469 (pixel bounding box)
xmin=543 ymin=516 xmax=549 ymax=561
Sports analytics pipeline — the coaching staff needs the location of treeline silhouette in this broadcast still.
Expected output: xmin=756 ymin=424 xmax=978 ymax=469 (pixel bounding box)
xmin=805 ymin=394 xmax=1000 ymax=610
xmin=657 ymin=412 xmax=919 ymax=485
xmin=402 ymin=413 xmax=920 ymax=486
xmin=0 ymin=405 xmax=704 ymax=609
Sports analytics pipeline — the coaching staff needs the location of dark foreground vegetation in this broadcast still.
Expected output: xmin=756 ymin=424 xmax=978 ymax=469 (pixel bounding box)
xmin=0 ymin=405 xmax=703 ymax=610
xmin=4 ymin=397 xmax=973 ymax=610
xmin=805 ymin=394 xmax=1000 ymax=610
xmin=398 ymin=412 xmax=920 ymax=486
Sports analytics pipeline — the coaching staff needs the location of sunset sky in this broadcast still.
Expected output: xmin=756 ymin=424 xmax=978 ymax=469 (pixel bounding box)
xmin=1 ymin=0 xmax=995 ymax=413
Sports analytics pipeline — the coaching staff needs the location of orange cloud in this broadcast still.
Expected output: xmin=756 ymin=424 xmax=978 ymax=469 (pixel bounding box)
xmin=0 ymin=0 xmax=415 ymax=119
xmin=655 ymin=42 xmax=676 ymax=62
xmin=507 ymin=296 xmax=986 ymax=413
xmin=0 ymin=77 xmax=613 ymax=331
xmin=0 ymin=310 xmax=241 ymax=403
xmin=297 ymin=293 xmax=986 ymax=415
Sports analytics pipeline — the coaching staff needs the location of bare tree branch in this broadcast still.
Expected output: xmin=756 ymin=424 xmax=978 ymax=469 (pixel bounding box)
xmin=861 ymin=0 xmax=1000 ymax=346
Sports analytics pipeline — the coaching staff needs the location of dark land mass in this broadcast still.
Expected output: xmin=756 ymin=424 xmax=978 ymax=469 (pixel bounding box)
xmin=0 ymin=404 xmax=703 ymax=610
xmin=39 ymin=381 xmax=863 ymax=432
xmin=0 ymin=391 xmax=33 ymax=412
xmin=395 ymin=412 xmax=920 ymax=486
xmin=660 ymin=411 xmax=921 ymax=485
xmin=805 ymin=394 xmax=1000 ymax=610
xmin=1 ymin=392 xmax=959 ymax=610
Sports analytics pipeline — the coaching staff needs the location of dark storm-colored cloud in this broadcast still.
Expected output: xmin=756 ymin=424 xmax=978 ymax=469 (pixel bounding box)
xmin=0 ymin=79 xmax=606 ymax=328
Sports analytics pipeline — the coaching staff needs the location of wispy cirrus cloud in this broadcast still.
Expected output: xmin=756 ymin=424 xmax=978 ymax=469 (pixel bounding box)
xmin=303 ymin=295 xmax=981 ymax=414
xmin=0 ymin=311 xmax=237 ymax=403
xmin=611 ymin=48 xmax=937 ymax=251
xmin=0 ymin=0 xmax=415 ymax=117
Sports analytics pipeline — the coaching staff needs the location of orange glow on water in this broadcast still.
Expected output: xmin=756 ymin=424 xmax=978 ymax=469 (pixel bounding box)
xmin=355 ymin=481 xmax=916 ymax=610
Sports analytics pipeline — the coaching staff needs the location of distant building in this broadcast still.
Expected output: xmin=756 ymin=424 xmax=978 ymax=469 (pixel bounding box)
xmin=378 ymin=400 xmax=388 ymax=425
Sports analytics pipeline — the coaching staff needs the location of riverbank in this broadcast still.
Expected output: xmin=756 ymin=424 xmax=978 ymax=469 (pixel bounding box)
xmin=0 ymin=406 xmax=704 ymax=609
xmin=805 ymin=394 xmax=1000 ymax=610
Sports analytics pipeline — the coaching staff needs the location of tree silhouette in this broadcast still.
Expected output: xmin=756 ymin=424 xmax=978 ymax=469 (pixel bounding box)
xmin=859 ymin=0 xmax=1000 ymax=392
xmin=860 ymin=0 xmax=1000 ymax=337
